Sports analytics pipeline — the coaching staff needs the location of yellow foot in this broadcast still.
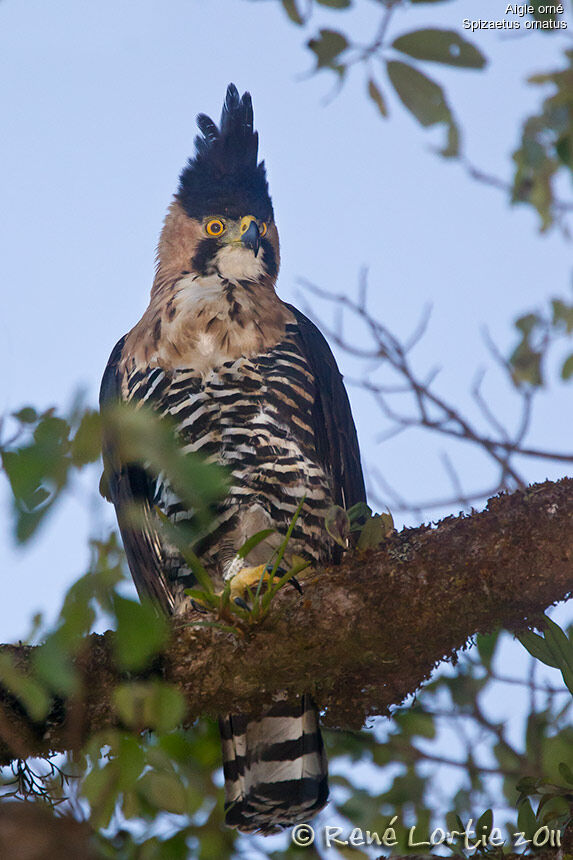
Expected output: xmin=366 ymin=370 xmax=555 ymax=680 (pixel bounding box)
xmin=227 ymin=564 xmax=271 ymax=602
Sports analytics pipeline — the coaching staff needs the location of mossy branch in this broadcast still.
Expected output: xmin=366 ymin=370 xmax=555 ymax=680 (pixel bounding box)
xmin=0 ymin=478 xmax=572 ymax=762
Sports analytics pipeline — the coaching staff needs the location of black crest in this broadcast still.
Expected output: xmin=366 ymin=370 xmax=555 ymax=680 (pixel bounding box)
xmin=177 ymin=84 xmax=274 ymax=222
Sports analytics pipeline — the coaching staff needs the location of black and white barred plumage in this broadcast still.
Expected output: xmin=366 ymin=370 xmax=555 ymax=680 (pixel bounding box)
xmin=100 ymin=84 xmax=365 ymax=834
xmin=220 ymin=696 xmax=328 ymax=832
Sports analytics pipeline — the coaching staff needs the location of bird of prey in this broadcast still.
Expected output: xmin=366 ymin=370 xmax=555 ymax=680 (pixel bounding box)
xmin=100 ymin=84 xmax=366 ymax=834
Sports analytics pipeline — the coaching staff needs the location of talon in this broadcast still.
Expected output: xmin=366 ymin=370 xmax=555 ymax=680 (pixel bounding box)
xmin=289 ymin=576 xmax=302 ymax=595
xmin=264 ymin=565 xmax=301 ymax=593
xmin=190 ymin=598 xmax=209 ymax=614
xmin=234 ymin=596 xmax=250 ymax=610
xmin=264 ymin=563 xmax=285 ymax=577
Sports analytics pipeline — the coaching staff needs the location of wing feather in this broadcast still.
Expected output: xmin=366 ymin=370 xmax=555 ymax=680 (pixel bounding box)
xmin=99 ymin=337 xmax=175 ymax=615
xmin=286 ymin=304 xmax=366 ymax=511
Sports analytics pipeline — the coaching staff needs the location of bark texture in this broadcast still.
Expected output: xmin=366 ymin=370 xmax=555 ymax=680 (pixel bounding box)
xmin=0 ymin=478 xmax=572 ymax=763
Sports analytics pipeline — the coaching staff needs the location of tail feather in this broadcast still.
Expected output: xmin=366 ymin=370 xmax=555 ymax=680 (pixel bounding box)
xmin=220 ymin=695 xmax=328 ymax=834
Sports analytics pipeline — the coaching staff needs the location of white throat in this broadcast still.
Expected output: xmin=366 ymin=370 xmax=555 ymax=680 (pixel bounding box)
xmin=213 ymin=244 xmax=267 ymax=282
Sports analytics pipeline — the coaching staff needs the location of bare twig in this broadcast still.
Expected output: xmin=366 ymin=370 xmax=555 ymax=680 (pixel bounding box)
xmin=299 ymin=277 xmax=573 ymax=518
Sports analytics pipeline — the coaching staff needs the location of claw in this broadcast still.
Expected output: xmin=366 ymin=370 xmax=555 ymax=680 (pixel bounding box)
xmin=289 ymin=576 xmax=303 ymax=595
xmin=190 ymin=598 xmax=209 ymax=614
xmin=234 ymin=596 xmax=250 ymax=610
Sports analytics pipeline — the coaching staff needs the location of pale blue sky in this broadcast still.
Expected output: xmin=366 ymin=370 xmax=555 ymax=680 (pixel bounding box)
xmin=1 ymin=3 xmax=572 ymax=855
xmin=0 ymin=0 xmax=571 ymax=723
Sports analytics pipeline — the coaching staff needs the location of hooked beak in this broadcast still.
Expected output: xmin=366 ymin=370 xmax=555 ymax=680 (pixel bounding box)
xmin=241 ymin=220 xmax=260 ymax=256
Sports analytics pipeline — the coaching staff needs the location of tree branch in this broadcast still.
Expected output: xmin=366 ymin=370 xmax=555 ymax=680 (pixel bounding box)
xmin=0 ymin=478 xmax=572 ymax=762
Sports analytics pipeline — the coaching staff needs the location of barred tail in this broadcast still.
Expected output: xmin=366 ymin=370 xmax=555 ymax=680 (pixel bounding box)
xmin=219 ymin=694 xmax=328 ymax=834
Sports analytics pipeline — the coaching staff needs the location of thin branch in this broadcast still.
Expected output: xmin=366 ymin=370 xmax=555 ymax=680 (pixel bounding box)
xmin=298 ymin=276 xmax=573 ymax=524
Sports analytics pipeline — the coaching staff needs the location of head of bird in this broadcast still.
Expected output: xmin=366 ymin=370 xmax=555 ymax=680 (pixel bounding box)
xmin=154 ymin=84 xmax=280 ymax=289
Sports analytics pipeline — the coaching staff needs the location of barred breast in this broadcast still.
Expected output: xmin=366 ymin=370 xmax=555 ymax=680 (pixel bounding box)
xmin=124 ymin=323 xmax=336 ymax=595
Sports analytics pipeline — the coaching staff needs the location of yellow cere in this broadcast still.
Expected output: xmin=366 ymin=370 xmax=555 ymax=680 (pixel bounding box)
xmin=240 ymin=215 xmax=256 ymax=234
xmin=239 ymin=215 xmax=267 ymax=236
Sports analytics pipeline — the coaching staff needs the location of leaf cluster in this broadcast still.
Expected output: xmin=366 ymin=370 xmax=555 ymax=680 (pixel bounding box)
xmin=509 ymin=295 xmax=573 ymax=387
xmin=512 ymin=50 xmax=573 ymax=231
xmin=1 ymin=398 xmax=572 ymax=857
xmin=1 ymin=403 xmax=101 ymax=542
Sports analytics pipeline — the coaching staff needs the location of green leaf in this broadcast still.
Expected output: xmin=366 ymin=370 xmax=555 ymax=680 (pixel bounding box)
xmin=558 ymin=761 xmax=573 ymax=784
xmin=114 ymin=681 xmax=186 ymax=733
xmin=81 ymin=761 xmax=118 ymax=828
xmin=2 ymin=413 xmax=72 ymax=542
xmin=517 ymin=798 xmax=538 ymax=840
xmin=113 ymin=596 xmax=169 ymax=670
xmin=394 ymin=708 xmax=436 ymax=739
xmin=357 ymin=512 xmax=394 ymax=550
xmin=71 ymin=409 xmax=102 ymax=466
xmin=543 ymin=616 xmax=573 ymax=693
xmin=308 ymin=29 xmax=348 ymax=70
xmin=561 ymin=353 xmax=573 ymax=380
xmin=511 ymin=54 xmax=573 ymax=231
xmin=386 ymin=60 xmax=456 ymax=145
xmin=12 ymin=407 xmax=38 ymax=424
xmin=347 ymin=501 xmax=372 ymax=526
xmin=556 ymin=135 xmax=571 ymax=168
xmin=116 ymin=734 xmax=146 ymax=792
xmin=316 ymin=0 xmax=351 ymax=7
xmin=159 ymin=732 xmax=196 ymax=764
xmin=510 ymin=340 xmax=543 ymax=387
xmin=368 ymin=78 xmax=388 ymax=117
xmin=31 ymin=637 xmax=78 ymax=696
xmin=516 ymin=313 xmax=540 ymax=335
xmin=518 ymin=630 xmax=559 ymax=668
xmin=138 ymin=771 xmax=187 ymax=815
xmin=530 ymin=0 xmax=559 ymax=25
xmin=392 ymin=29 xmax=486 ymax=68
xmin=441 ymin=118 xmax=460 ymax=158
xmin=476 ymin=808 xmax=493 ymax=837
xmin=281 ymin=0 xmax=304 ymax=25
xmin=476 ymin=630 xmax=500 ymax=667
xmin=516 ymin=776 xmax=541 ymax=794
xmin=552 ymin=299 xmax=573 ymax=333
xmin=0 ymin=652 xmax=51 ymax=721
xmin=236 ymin=528 xmax=275 ymax=560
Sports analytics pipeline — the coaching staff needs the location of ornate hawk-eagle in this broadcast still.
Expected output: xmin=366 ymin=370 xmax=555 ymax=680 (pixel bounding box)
xmin=100 ymin=84 xmax=365 ymax=834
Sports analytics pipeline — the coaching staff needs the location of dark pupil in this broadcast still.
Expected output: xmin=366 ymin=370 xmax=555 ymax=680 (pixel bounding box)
xmin=211 ymin=222 xmax=221 ymax=234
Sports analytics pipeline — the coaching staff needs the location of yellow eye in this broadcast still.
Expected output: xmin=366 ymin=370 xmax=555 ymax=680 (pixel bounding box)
xmin=259 ymin=222 xmax=268 ymax=237
xmin=206 ymin=219 xmax=225 ymax=236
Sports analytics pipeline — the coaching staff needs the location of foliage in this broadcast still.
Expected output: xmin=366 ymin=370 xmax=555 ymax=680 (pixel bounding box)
xmin=272 ymin=0 xmax=572 ymax=232
xmin=519 ymin=616 xmax=573 ymax=695
xmin=512 ymin=50 xmax=573 ymax=231
xmin=1 ymin=1 xmax=573 ymax=857
xmin=1 ymin=402 xmax=572 ymax=857
xmin=1 ymin=402 xmax=101 ymax=542
xmin=509 ymin=294 xmax=573 ymax=388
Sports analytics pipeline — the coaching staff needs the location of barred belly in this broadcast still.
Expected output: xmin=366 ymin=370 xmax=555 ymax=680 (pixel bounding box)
xmin=125 ymin=333 xmax=335 ymax=592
